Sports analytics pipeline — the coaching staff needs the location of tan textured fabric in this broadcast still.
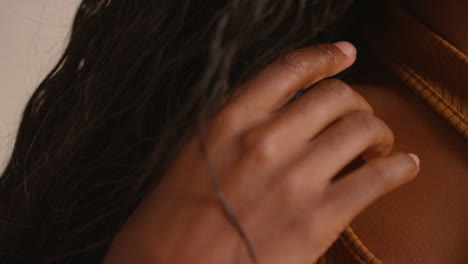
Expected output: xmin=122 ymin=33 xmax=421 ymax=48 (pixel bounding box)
xmin=362 ymin=0 xmax=468 ymax=139
xmin=317 ymin=0 xmax=468 ymax=263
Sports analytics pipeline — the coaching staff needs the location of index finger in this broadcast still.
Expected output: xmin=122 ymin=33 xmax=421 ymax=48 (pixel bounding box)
xmin=228 ymin=42 xmax=357 ymax=120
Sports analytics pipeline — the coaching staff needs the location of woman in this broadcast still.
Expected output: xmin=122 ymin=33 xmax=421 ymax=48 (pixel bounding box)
xmin=0 ymin=0 xmax=466 ymax=263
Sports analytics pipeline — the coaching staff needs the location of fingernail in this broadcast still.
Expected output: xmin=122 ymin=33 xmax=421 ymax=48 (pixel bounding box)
xmin=407 ymin=153 xmax=420 ymax=168
xmin=333 ymin=41 xmax=356 ymax=56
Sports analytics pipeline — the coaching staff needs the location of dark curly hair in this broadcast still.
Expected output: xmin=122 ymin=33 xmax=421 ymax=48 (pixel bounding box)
xmin=0 ymin=0 xmax=358 ymax=262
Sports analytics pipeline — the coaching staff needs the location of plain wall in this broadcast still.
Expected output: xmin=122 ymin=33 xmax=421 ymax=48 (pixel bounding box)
xmin=0 ymin=0 xmax=80 ymax=171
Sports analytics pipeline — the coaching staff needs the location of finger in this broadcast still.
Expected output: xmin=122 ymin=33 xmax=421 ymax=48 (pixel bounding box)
xmin=244 ymin=79 xmax=373 ymax=159
xmin=319 ymin=152 xmax=420 ymax=228
xmin=288 ymin=111 xmax=394 ymax=184
xmin=225 ymin=42 xmax=357 ymax=125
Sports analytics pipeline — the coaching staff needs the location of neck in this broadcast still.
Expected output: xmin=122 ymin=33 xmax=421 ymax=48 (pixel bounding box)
xmin=402 ymin=0 xmax=468 ymax=55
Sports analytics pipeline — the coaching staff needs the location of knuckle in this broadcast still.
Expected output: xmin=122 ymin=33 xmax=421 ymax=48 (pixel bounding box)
xmin=349 ymin=112 xmax=395 ymax=149
xmin=322 ymin=79 xmax=374 ymax=114
xmin=349 ymin=111 xmax=381 ymax=132
xmin=371 ymin=161 xmax=392 ymax=181
xmin=277 ymin=49 xmax=311 ymax=74
xmin=321 ymin=78 xmax=354 ymax=99
xmin=314 ymin=44 xmax=339 ymax=65
xmin=241 ymin=129 xmax=278 ymax=163
xmin=367 ymin=161 xmax=396 ymax=189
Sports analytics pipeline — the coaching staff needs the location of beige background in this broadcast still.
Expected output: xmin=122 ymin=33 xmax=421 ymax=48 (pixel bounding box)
xmin=0 ymin=0 xmax=80 ymax=171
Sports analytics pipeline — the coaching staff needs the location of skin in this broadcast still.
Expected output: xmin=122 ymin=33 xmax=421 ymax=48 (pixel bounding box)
xmin=103 ymin=42 xmax=420 ymax=264
xmin=104 ymin=1 xmax=468 ymax=262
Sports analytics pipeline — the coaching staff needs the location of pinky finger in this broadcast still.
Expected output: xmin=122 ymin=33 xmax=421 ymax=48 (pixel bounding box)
xmin=319 ymin=152 xmax=420 ymax=227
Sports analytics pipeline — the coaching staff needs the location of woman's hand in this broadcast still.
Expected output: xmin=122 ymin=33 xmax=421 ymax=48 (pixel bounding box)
xmin=103 ymin=42 xmax=420 ymax=264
